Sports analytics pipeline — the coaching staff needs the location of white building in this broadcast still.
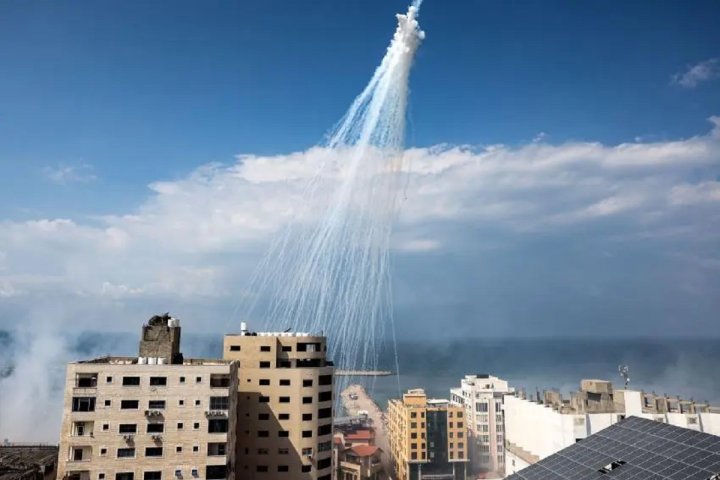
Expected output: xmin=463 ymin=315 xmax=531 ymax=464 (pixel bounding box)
xmin=504 ymin=380 xmax=720 ymax=477
xmin=450 ymin=375 xmax=514 ymax=475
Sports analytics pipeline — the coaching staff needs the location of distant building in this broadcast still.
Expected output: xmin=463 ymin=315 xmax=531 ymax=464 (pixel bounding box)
xmin=56 ymin=314 xmax=238 ymax=480
xmin=387 ymin=389 xmax=468 ymax=480
xmin=333 ymin=423 xmax=382 ymax=480
xmin=450 ymin=374 xmax=514 ymax=475
xmin=0 ymin=445 xmax=58 ymax=480
xmin=504 ymin=378 xmax=720 ymax=476
xmin=505 ymin=416 xmax=720 ymax=479
xmin=223 ymin=322 xmax=334 ymax=480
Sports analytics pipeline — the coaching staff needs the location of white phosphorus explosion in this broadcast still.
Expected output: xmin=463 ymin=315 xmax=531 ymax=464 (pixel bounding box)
xmin=240 ymin=3 xmax=425 ymax=390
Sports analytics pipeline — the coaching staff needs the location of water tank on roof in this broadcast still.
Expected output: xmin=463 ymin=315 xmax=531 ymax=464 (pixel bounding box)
xmin=158 ymin=357 xmax=166 ymax=365
xmin=168 ymin=317 xmax=180 ymax=328
xmin=138 ymin=357 xmax=147 ymax=365
xmin=148 ymin=357 xmax=157 ymax=365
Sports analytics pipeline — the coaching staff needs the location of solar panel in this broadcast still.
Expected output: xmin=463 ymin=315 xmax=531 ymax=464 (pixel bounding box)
xmin=505 ymin=416 xmax=720 ymax=480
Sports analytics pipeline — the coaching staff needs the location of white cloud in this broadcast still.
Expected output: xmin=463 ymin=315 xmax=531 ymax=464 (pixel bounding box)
xmin=0 ymin=117 xmax=719 ymax=330
xmin=672 ymin=58 xmax=720 ymax=88
xmin=42 ymin=163 xmax=97 ymax=185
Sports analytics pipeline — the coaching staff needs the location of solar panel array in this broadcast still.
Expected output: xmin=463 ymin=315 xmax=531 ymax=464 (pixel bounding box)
xmin=506 ymin=416 xmax=720 ymax=480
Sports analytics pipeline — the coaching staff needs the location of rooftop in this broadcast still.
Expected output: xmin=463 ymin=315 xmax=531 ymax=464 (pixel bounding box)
xmin=348 ymin=445 xmax=380 ymax=458
xmin=75 ymin=356 xmax=232 ymax=366
xmin=0 ymin=445 xmax=58 ymax=480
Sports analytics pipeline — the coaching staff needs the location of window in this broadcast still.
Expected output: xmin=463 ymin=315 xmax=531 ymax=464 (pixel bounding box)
xmin=260 ymin=346 xmax=271 ymax=352
xmin=318 ymin=407 xmax=332 ymax=419
xmin=259 ymin=396 xmax=270 ymax=403
xmin=121 ymin=400 xmax=139 ymax=410
xmin=278 ymin=448 xmax=289 ymax=455
xmin=147 ymin=423 xmax=164 ymax=433
xmin=302 ymin=448 xmax=313 ymax=456
xmin=411 ymin=433 xmax=417 ymax=439
xmin=102 ymin=424 xmax=109 ymax=431
xmin=104 ymin=400 xmax=111 ymax=407
xmin=258 ymin=413 xmax=269 ymax=420
xmin=257 ymin=448 xmax=268 ymax=455
xmin=229 ymin=345 xmax=240 ymax=352
xmin=457 ymin=411 xmax=463 ymax=418
xmin=259 ymin=379 xmax=270 ymax=386
xmin=318 ymin=391 xmax=332 ymax=402
xmin=193 ymin=422 xmax=200 ymax=430
xmin=196 ymin=376 xmax=202 ymax=383
xmin=117 ymin=448 xmax=135 ymax=458
xmin=278 ymin=360 xmax=291 ymax=368
xmin=259 ymin=361 xmax=270 ymax=368
xmin=318 ymin=441 xmax=331 ymax=452
xmin=119 ymin=424 xmax=137 ymax=434
xmin=303 ymin=396 xmax=312 ymax=404
xmin=476 ymin=402 xmax=489 ymax=412
xmin=210 ymin=396 xmax=229 ymax=410
xmin=149 ymin=377 xmax=167 ymax=386
xmin=100 ymin=448 xmax=107 ymax=455
xmin=72 ymin=397 xmax=96 ymax=412
xmin=148 ymin=400 xmax=165 ymax=409
xmin=178 ymin=399 xmax=185 ymax=406
xmin=318 ymin=424 xmax=331 ymax=436
xmin=210 ymin=374 xmax=230 ymax=388
xmin=302 ymin=466 xmax=311 ymax=473
xmin=99 ymin=474 xmax=105 ymax=480
xmin=411 ymin=422 xmax=417 ymax=428
xmin=194 ymin=400 xmax=201 ymax=407
xmin=205 ymin=466 xmax=226 ymax=480
xmin=145 ymin=447 xmax=163 ymax=457
xmin=143 ymin=472 xmax=161 ymax=480
xmin=279 ymin=413 xmax=290 ymax=420
xmin=303 ymin=379 xmax=313 ymax=387
xmin=73 ymin=448 xmax=84 ymax=461
xmin=319 ymin=375 xmax=332 ymax=386
xmin=277 ymin=466 xmax=289 ymax=472
xmin=302 ymin=430 xmax=312 ymax=438
xmin=279 ymin=379 xmax=291 ymax=386
xmin=281 ymin=346 xmax=292 ymax=352
xmin=207 ymin=443 xmax=226 ymax=456
xmin=177 ymin=422 xmax=184 ymax=429
xmin=302 ymin=413 xmax=312 ymax=421
xmin=411 ymin=412 xmax=417 ymax=418
xmin=122 ymin=377 xmax=140 ymax=386
xmin=256 ymin=466 xmax=268 ymax=473
xmin=179 ymin=376 xmax=185 ymax=383
xmin=208 ymin=419 xmax=228 ymax=433
xmin=317 ymin=458 xmax=331 ymax=470
xmin=192 ymin=445 xmax=199 ymax=452
xmin=278 ymin=430 xmax=289 ymax=437
xmin=279 ymin=396 xmax=290 ymax=403
xmin=116 ymin=473 xmax=134 ymax=480
xmin=106 ymin=376 xmax=113 ymax=383
xmin=176 ymin=446 xmax=182 ymax=453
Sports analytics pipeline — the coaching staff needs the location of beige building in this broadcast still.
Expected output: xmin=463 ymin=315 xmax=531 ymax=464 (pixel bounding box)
xmin=450 ymin=374 xmax=513 ymax=475
xmin=57 ymin=315 xmax=238 ymax=480
xmin=223 ymin=322 xmax=334 ymax=480
xmin=387 ymin=389 xmax=468 ymax=480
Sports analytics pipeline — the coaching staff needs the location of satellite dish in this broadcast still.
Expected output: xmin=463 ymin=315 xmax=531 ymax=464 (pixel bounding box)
xmin=618 ymin=364 xmax=630 ymax=388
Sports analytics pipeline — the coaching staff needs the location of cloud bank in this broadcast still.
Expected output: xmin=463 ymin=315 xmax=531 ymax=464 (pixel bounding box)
xmin=0 ymin=118 xmax=719 ymax=336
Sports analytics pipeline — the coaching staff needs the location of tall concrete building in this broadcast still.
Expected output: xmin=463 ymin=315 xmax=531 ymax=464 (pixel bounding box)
xmin=223 ymin=322 xmax=334 ymax=480
xmin=504 ymin=379 xmax=720 ymax=476
xmin=57 ymin=314 xmax=239 ymax=480
xmin=449 ymin=374 xmax=514 ymax=475
xmin=387 ymin=389 xmax=468 ymax=480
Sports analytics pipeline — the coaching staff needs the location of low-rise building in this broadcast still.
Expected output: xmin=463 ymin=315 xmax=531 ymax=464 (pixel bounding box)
xmin=504 ymin=379 xmax=720 ymax=476
xmin=388 ymin=389 xmax=468 ymax=480
xmin=450 ymin=374 xmax=513 ymax=475
xmin=0 ymin=445 xmax=58 ymax=480
xmin=336 ymin=445 xmax=383 ymax=480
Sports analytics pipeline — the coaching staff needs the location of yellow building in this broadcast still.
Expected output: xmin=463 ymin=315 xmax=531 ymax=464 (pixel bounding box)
xmin=223 ymin=322 xmax=334 ymax=480
xmin=387 ymin=389 xmax=468 ymax=480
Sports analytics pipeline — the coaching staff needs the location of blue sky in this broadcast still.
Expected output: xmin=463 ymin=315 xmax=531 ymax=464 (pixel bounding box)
xmin=0 ymin=0 xmax=719 ymax=337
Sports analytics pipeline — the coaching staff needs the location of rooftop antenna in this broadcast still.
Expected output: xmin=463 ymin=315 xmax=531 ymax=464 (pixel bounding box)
xmin=618 ymin=364 xmax=630 ymax=388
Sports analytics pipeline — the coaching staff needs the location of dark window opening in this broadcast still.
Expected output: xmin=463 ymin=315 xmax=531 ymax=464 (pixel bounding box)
xmin=72 ymin=397 xmax=96 ymax=412
xmin=149 ymin=377 xmax=167 ymax=386
xmin=122 ymin=377 xmax=140 ymax=386
xmin=145 ymin=447 xmax=163 ymax=457
xmin=143 ymin=472 xmax=161 ymax=480
xmin=147 ymin=423 xmax=164 ymax=433
xmin=121 ymin=400 xmax=139 ymax=410
xmin=208 ymin=419 xmax=229 ymax=433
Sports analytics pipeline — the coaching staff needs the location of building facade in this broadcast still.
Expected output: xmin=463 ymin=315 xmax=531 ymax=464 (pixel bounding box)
xmin=449 ymin=374 xmax=513 ymax=475
xmin=223 ymin=322 xmax=334 ymax=480
xmin=504 ymin=379 xmax=720 ymax=476
xmin=387 ymin=389 xmax=468 ymax=480
xmin=57 ymin=315 xmax=238 ymax=480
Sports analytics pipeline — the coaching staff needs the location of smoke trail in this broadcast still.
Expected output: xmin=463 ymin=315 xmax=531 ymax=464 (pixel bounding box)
xmin=240 ymin=3 xmax=425 ymax=392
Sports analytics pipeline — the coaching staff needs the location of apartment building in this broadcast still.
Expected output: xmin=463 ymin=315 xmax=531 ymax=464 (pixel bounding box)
xmin=387 ymin=389 xmax=468 ymax=480
xmin=449 ymin=374 xmax=513 ymax=475
xmin=504 ymin=379 xmax=720 ymax=476
xmin=57 ymin=315 xmax=238 ymax=480
xmin=223 ymin=322 xmax=334 ymax=480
